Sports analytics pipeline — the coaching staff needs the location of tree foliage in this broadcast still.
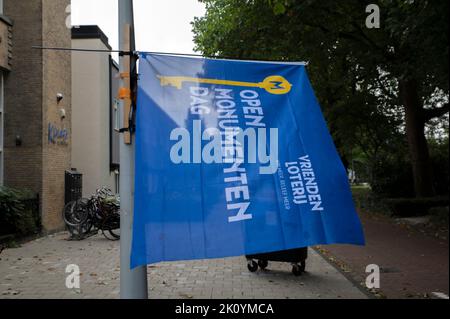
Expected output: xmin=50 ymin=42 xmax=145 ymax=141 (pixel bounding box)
xmin=192 ymin=0 xmax=449 ymax=197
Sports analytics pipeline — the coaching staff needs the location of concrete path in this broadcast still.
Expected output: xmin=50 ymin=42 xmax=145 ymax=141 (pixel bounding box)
xmin=0 ymin=232 xmax=367 ymax=299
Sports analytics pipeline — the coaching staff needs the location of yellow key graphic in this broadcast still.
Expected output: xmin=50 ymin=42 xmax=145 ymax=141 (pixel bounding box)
xmin=157 ymin=75 xmax=293 ymax=95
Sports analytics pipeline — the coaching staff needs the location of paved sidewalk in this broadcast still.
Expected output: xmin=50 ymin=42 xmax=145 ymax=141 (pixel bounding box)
xmin=0 ymin=232 xmax=367 ymax=299
xmin=318 ymin=211 xmax=449 ymax=299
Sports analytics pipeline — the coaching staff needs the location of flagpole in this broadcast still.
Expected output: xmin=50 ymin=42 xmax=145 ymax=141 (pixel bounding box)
xmin=118 ymin=0 xmax=148 ymax=299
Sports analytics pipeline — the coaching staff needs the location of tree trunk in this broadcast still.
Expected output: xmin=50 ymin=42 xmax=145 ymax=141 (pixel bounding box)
xmin=400 ymin=79 xmax=434 ymax=198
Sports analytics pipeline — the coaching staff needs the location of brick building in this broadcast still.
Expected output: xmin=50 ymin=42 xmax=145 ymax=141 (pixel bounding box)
xmin=1 ymin=0 xmax=71 ymax=232
xmin=0 ymin=11 xmax=12 ymax=186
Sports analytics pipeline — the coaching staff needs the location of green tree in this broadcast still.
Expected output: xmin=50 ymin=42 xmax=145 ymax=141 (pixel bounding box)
xmin=192 ymin=0 xmax=449 ymax=197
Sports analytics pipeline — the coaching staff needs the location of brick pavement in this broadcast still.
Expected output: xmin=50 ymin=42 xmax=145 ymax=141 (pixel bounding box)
xmin=0 ymin=232 xmax=367 ymax=299
xmin=318 ymin=211 xmax=449 ymax=299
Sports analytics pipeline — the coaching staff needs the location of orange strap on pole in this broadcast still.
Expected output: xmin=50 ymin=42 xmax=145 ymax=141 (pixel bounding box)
xmin=120 ymin=72 xmax=130 ymax=79
xmin=118 ymin=87 xmax=131 ymax=100
xmin=121 ymin=24 xmax=132 ymax=145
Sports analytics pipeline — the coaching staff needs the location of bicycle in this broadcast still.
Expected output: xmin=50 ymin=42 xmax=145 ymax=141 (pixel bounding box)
xmin=63 ymin=187 xmax=120 ymax=241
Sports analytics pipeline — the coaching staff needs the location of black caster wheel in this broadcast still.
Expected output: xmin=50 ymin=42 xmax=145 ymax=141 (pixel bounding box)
xmin=300 ymin=261 xmax=306 ymax=273
xmin=247 ymin=260 xmax=258 ymax=272
xmin=258 ymin=260 xmax=269 ymax=270
xmin=292 ymin=264 xmax=303 ymax=276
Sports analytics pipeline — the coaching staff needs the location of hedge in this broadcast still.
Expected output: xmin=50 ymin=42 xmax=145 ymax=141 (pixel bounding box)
xmin=0 ymin=187 xmax=41 ymax=237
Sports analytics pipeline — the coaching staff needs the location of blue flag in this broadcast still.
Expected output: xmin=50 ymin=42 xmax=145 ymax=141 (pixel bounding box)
xmin=131 ymin=53 xmax=365 ymax=268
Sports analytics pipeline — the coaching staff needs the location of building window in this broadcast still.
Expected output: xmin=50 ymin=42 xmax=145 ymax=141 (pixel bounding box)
xmin=114 ymin=170 xmax=120 ymax=194
xmin=0 ymin=0 xmax=3 ymax=15
xmin=0 ymin=73 xmax=4 ymax=186
xmin=114 ymin=99 xmax=120 ymax=131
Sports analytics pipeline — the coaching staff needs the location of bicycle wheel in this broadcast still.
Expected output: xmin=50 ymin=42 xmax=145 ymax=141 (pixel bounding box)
xmin=64 ymin=199 xmax=89 ymax=227
xmin=103 ymin=228 xmax=120 ymax=241
xmin=79 ymin=219 xmax=94 ymax=239
xmin=67 ymin=218 xmax=93 ymax=240
xmin=73 ymin=199 xmax=90 ymax=224
xmin=62 ymin=201 xmax=77 ymax=227
xmin=101 ymin=213 xmax=120 ymax=241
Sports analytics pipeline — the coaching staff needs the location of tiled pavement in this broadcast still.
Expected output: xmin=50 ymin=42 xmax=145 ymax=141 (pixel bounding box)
xmin=0 ymin=232 xmax=367 ymax=299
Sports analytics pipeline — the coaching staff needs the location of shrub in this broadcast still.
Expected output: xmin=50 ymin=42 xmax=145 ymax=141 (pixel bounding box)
xmin=384 ymin=197 xmax=450 ymax=217
xmin=352 ymin=186 xmax=389 ymax=214
xmin=429 ymin=138 xmax=449 ymax=196
xmin=429 ymin=206 xmax=449 ymax=227
xmin=0 ymin=187 xmax=40 ymax=236
xmin=370 ymin=137 xmax=448 ymax=199
xmin=371 ymin=154 xmax=416 ymax=198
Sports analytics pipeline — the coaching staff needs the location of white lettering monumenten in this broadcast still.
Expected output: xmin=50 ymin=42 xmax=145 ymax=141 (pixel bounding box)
xmin=168 ymin=87 xmax=280 ymax=223
xmin=169 ymin=89 xmax=278 ymax=174
xmin=216 ymin=89 xmax=252 ymax=223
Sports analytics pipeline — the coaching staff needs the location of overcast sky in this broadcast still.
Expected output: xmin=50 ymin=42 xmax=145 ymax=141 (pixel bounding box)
xmin=71 ymin=0 xmax=206 ymax=56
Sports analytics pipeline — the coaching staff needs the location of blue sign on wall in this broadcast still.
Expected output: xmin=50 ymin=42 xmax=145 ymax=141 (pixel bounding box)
xmin=48 ymin=123 xmax=69 ymax=145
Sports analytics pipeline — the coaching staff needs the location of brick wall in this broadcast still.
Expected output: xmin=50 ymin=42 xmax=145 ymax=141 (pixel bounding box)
xmin=3 ymin=0 xmax=71 ymax=232
xmin=41 ymin=0 xmax=71 ymax=231
xmin=3 ymin=0 xmax=44 ymax=194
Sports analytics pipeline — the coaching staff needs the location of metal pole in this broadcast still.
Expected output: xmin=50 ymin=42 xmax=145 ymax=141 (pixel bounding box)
xmin=119 ymin=0 xmax=148 ymax=299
